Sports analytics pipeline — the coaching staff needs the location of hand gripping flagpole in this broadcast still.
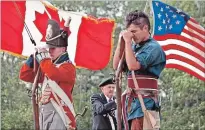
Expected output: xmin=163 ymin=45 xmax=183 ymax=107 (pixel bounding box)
xmin=13 ymin=1 xmax=40 ymax=130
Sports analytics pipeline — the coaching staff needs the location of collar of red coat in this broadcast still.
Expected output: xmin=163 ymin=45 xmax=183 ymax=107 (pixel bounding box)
xmin=53 ymin=52 xmax=70 ymax=64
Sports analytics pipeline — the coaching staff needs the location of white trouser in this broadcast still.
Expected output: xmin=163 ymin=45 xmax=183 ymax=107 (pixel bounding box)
xmin=39 ymin=102 xmax=66 ymax=130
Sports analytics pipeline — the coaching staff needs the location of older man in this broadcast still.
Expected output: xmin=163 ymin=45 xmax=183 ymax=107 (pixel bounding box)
xmin=91 ymin=77 xmax=117 ymax=130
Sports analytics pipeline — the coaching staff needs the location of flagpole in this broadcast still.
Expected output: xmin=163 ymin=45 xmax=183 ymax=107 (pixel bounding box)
xmin=144 ymin=0 xmax=149 ymax=12
xmin=144 ymin=0 xmax=155 ymax=37
xmin=149 ymin=0 xmax=155 ymax=37
xmin=115 ymin=52 xmax=125 ymax=130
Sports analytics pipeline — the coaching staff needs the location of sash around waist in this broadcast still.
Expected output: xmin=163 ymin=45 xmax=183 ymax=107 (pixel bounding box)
xmin=127 ymin=75 xmax=158 ymax=89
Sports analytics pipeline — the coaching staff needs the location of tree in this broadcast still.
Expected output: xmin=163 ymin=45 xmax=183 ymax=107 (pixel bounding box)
xmin=1 ymin=53 xmax=33 ymax=129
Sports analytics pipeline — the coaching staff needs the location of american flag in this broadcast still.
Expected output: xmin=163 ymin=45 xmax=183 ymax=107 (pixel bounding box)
xmin=152 ymin=0 xmax=205 ymax=81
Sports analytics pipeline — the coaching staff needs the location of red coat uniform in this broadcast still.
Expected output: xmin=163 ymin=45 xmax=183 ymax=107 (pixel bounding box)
xmin=19 ymin=52 xmax=76 ymax=128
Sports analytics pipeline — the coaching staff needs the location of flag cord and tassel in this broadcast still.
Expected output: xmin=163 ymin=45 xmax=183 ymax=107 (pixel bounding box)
xmin=12 ymin=1 xmax=36 ymax=46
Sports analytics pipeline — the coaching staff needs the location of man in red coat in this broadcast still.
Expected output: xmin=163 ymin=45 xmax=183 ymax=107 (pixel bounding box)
xmin=19 ymin=19 xmax=76 ymax=130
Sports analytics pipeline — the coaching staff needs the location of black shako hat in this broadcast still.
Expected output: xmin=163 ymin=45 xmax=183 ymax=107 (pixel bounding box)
xmin=98 ymin=77 xmax=114 ymax=87
xmin=45 ymin=19 xmax=68 ymax=48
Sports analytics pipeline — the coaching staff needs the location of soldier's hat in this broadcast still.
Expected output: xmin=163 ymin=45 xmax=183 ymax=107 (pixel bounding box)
xmin=44 ymin=19 xmax=68 ymax=48
xmin=98 ymin=77 xmax=115 ymax=87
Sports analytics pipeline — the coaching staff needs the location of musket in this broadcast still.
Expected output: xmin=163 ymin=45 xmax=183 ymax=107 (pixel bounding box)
xmin=115 ymin=52 xmax=125 ymax=130
xmin=32 ymin=66 xmax=41 ymax=130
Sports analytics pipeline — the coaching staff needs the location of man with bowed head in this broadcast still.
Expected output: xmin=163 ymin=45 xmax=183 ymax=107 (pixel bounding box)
xmin=113 ymin=10 xmax=166 ymax=130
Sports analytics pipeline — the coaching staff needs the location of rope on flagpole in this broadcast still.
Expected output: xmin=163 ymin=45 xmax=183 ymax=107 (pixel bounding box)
xmin=12 ymin=1 xmax=36 ymax=46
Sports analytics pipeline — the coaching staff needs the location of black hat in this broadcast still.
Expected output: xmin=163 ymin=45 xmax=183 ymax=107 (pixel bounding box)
xmin=45 ymin=19 xmax=68 ymax=48
xmin=99 ymin=77 xmax=114 ymax=87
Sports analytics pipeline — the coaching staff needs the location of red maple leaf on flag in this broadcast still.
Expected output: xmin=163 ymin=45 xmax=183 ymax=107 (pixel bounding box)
xmin=45 ymin=6 xmax=65 ymax=28
xmin=33 ymin=11 xmax=49 ymax=41
xmin=33 ymin=4 xmax=65 ymax=41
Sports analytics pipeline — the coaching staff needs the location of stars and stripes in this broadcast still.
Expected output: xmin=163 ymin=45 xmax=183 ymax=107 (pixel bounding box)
xmin=152 ymin=0 xmax=205 ymax=81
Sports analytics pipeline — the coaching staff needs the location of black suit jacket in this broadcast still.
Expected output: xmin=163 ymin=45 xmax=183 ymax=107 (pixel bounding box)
xmin=91 ymin=93 xmax=117 ymax=130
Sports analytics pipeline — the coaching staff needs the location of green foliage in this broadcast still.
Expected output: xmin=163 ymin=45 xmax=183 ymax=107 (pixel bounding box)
xmin=1 ymin=54 xmax=34 ymax=129
xmin=160 ymin=69 xmax=205 ymax=129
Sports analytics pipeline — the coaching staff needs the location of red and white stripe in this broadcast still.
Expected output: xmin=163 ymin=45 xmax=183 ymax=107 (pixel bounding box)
xmin=154 ymin=18 xmax=205 ymax=81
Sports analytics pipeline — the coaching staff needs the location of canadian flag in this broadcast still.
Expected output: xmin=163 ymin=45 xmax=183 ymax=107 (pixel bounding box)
xmin=1 ymin=1 xmax=115 ymax=70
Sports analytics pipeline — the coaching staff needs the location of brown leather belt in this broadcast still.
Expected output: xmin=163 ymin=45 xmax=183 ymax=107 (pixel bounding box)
xmin=126 ymin=75 xmax=158 ymax=113
xmin=129 ymin=88 xmax=158 ymax=98
xmin=127 ymin=75 xmax=158 ymax=89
